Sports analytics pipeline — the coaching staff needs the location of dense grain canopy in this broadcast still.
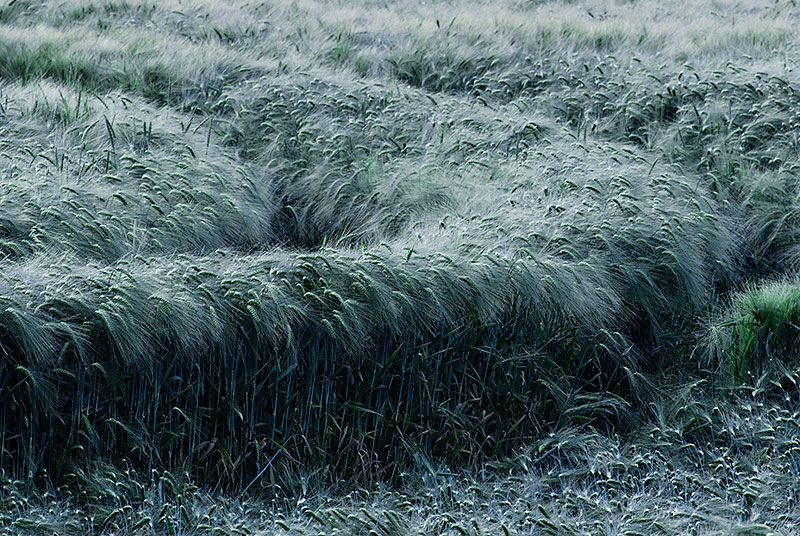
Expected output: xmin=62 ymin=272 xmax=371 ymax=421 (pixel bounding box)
xmin=1 ymin=0 xmax=800 ymax=505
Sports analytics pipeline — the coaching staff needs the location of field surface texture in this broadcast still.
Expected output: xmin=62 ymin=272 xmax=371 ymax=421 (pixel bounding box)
xmin=3 ymin=0 xmax=800 ymax=534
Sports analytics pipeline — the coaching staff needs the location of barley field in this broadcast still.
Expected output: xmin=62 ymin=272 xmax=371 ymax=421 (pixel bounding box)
xmin=2 ymin=0 xmax=800 ymax=534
